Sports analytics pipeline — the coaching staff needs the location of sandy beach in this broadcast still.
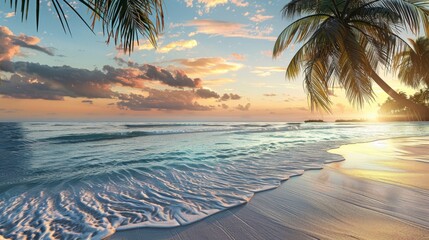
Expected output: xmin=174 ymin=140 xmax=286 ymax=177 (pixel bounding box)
xmin=110 ymin=136 xmax=429 ymax=240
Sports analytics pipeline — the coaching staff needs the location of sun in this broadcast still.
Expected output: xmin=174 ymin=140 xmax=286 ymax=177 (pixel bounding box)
xmin=366 ymin=112 xmax=379 ymax=121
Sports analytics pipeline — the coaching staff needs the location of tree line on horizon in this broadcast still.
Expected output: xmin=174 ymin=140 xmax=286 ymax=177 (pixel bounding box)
xmin=379 ymin=88 xmax=429 ymax=121
xmin=3 ymin=0 xmax=429 ymax=120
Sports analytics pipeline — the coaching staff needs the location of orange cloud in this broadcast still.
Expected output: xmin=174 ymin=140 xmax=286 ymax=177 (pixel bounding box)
xmin=0 ymin=26 xmax=53 ymax=62
xmin=117 ymin=89 xmax=214 ymax=111
xmin=183 ymin=19 xmax=276 ymax=41
xmin=252 ymin=66 xmax=286 ymax=77
xmin=158 ymin=39 xmax=198 ymax=53
xmin=4 ymin=12 xmax=15 ymax=18
xmin=136 ymin=41 xmax=155 ymax=51
xmin=166 ymin=57 xmax=243 ymax=77
xmin=250 ymin=14 xmax=274 ymax=23
xmin=135 ymin=39 xmax=198 ymax=53
xmin=231 ymin=0 xmax=248 ymax=7
xmin=231 ymin=53 xmax=245 ymax=61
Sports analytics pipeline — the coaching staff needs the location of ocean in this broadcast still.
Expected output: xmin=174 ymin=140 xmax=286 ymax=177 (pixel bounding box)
xmin=1 ymin=122 xmax=428 ymax=239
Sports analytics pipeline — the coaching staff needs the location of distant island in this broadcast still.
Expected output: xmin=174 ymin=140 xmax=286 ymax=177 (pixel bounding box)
xmin=304 ymin=120 xmax=324 ymax=123
xmin=335 ymin=119 xmax=368 ymax=123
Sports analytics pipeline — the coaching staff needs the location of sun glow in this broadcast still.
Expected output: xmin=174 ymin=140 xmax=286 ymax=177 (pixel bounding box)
xmin=366 ymin=112 xmax=379 ymax=121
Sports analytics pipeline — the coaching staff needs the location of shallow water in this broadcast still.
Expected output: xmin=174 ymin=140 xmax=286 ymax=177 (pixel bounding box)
xmin=0 ymin=122 xmax=428 ymax=239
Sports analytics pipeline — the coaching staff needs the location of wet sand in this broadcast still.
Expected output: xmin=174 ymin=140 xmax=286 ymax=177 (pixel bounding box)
xmin=109 ymin=137 xmax=429 ymax=240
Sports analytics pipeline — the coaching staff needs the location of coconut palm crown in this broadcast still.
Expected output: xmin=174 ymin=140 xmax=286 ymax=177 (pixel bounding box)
xmin=273 ymin=0 xmax=429 ymax=115
xmin=394 ymin=37 xmax=429 ymax=88
xmin=4 ymin=0 xmax=164 ymax=53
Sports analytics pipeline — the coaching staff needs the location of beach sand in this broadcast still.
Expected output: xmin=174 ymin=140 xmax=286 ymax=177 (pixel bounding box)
xmin=109 ymin=137 xmax=429 ymax=240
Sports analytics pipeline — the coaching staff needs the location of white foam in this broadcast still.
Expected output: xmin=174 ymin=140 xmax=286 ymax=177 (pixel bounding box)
xmin=1 ymin=122 xmax=428 ymax=239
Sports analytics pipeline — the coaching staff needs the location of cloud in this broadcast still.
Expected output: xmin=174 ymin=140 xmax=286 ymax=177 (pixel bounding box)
xmin=182 ymin=19 xmax=276 ymax=41
xmin=0 ymin=26 xmax=242 ymax=113
xmin=0 ymin=26 xmax=54 ymax=62
xmin=195 ymin=88 xmax=242 ymax=102
xmin=0 ymin=74 xmax=67 ymax=100
xmin=124 ymin=39 xmax=198 ymax=53
xmin=0 ymin=58 xmax=242 ymax=112
xmin=260 ymin=50 xmax=272 ymax=57
xmin=166 ymin=57 xmax=243 ymax=76
xmin=0 ymin=63 xmax=219 ymax=111
xmin=185 ymin=0 xmax=193 ymax=7
xmin=231 ymin=53 xmax=245 ymax=61
xmin=219 ymin=93 xmax=241 ymax=101
xmin=264 ymin=93 xmax=277 ymax=97
xmin=116 ymin=87 xmax=244 ymax=111
xmin=0 ymin=62 xmax=122 ymax=100
xmin=196 ymin=88 xmax=220 ymax=99
xmin=203 ymin=78 xmax=235 ymax=86
xmin=185 ymin=0 xmax=248 ymax=11
xmin=285 ymin=107 xmax=308 ymax=112
xmin=199 ymin=0 xmax=228 ymax=11
xmin=231 ymin=0 xmax=248 ymax=7
xmin=117 ymin=89 xmax=213 ymax=111
xmin=284 ymin=95 xmax=299 ymax=102
xmin=236 ymin=103 xmax=251 ymax=111
xmin=137 ymin=41 xmax=155 ymax=51
xmin=250 ymin=14 xmax=274 ymax=23
xmin=5 ymin=12 xmax=15 ymax=18
xmin=229 ymin=93 xmax=241 ymax=100
xmin=113 ymin=57 xmax=203 ymax=88
xmin=0 ymin=108 xmax=19 ymax=113
xmin=252 ymin=66 xmax=285 ymax=77
xmin=143 ymin=65 xmax=202 ymax=88
xmin=82 ymin=100 xmax=94 ymax=104
xmin=0 ymin=59 xmax=208 ymax=100
xmin=158 ymin=39 xmax=198 ymax=53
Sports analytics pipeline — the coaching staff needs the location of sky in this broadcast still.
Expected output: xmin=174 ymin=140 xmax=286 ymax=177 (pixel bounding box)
xmin=0 ymin=0 xmax=417 ymax=121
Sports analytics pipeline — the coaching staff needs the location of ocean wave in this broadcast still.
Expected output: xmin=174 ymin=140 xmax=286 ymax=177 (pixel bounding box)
xmin=0 ymin=145 xmax=342 ymax=239
xmin=45 ymin=131 xmax=153 ymax=144
xmin=124 ymin=123 xmax=226 ymax=128
xmin=44 ymin=124 xmax=361 ymax=144
xmin=1 ymin=122 xmax=428 ymax=239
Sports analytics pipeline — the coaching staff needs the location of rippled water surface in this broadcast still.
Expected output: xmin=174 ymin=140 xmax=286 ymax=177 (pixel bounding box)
xmin=1 ymin=122 xmax=428 ymax=239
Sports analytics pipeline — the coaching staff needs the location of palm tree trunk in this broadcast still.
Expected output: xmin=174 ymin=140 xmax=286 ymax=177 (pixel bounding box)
xmin=369 ymin=69 xmax=429 ymax=120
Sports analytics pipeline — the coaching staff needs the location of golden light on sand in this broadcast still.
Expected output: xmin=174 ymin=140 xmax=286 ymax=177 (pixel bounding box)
xmin=370 ymin=140 xmax=389 ymax=150
xmin=329 ymin=138 xmax=429 ymax=190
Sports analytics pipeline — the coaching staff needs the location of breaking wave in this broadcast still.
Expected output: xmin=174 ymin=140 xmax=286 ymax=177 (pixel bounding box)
xmin=1 ymin=122 xmax=428 ymax=239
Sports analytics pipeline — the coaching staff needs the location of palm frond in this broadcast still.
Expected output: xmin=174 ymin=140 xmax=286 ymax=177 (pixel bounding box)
xmin=380 ymin=0 xmax=429 ymax=35
xmin=94 ymin=0 xmax=164 ymax=53
xmin=304 ymin=59 xmax=333 ymax=112
xmin=3 ymin=0 xmax=164 ymax=53
xmin=273 ymin=14 xmax=331 ymax=58
xmin=281 ymin=0 xmax=320 ymax=18
xmin=394 ymin=37 xmax=429 ymax=88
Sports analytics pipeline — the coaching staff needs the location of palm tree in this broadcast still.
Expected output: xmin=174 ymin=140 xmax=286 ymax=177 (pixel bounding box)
xmin=5 ymin=0 xmax=164 ymax=53
xmin=379 ymin=93 xmax=408 ymax=116
xmin=410 ymin=88 xmax=429 ymax=106
xmin=394 ymin=37 xmax=429 ymax=89
xmin=273 ymin=0 xmax=429 ymax=119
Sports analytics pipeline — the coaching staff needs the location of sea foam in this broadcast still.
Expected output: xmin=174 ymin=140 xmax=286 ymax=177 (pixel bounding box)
xmin=0 ymin=122 xmax=428 ymax=239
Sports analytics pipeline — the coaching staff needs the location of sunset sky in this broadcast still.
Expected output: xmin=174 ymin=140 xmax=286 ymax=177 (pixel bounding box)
xmin=0 ymin=0 xmax=417 ymax=121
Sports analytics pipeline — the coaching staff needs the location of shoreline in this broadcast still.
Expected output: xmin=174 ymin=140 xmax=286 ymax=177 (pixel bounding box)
xmin=109 ymin=136 xmax=429 ymax=239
